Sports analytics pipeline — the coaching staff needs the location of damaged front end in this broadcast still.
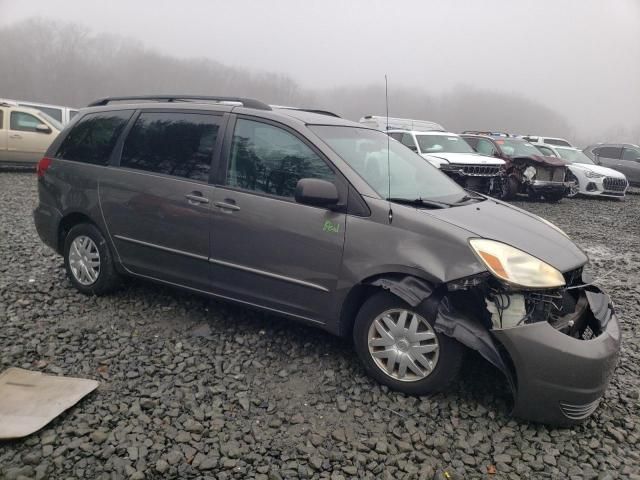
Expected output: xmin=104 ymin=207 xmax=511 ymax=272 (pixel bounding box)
xmin=512 ymin=156 xmax=571 ymax=197
xmin=437 ymin=268 xmax=620 ymax=425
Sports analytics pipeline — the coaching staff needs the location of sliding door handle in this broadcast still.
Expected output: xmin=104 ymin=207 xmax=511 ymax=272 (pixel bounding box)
xmin=214 ymin=201 xmax=240 ymax=212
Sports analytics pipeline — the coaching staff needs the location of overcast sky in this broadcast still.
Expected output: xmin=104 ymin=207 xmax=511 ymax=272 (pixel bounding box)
xmin=2 ymin=0 xmax=639 ymax=137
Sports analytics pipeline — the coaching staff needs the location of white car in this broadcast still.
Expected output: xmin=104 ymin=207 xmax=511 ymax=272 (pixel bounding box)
xmin=386 ymin=129 xmax=505 ymax=195
xmin=521 ymin=135 xmax=573 ymax=147
xmin=534 ymin=144 xmax=628 ymax=199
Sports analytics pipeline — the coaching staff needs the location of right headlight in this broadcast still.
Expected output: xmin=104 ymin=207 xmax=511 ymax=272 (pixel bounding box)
xmin=469 ymin=238 xmax=565 ymax=289
xmin=585 ymin=170 xmax=605 ymax=178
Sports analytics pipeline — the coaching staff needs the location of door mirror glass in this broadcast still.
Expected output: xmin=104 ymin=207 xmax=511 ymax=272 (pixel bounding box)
xmin=35 ymin=124 xmax=52 ymax=134
xmin=295 ymin=178 xmax=339 ymax=208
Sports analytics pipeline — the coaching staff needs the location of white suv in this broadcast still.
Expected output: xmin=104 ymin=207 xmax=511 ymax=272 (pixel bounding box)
xmin=387 ymin=129 xmax=505 ymax=194
xmin=0 ymin=100 xmax=62 ymax=166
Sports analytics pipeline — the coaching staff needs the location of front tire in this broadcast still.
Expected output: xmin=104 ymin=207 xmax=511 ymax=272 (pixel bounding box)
xmin=566 ymin=172 xmax=580 ymax=198
xmin=353 ymin=292 xmax=464 ymax=395
xmin=63 ymin=223 xmax=120 ymax=295
xmin=499 ymin=175 xmax=519 ymax=200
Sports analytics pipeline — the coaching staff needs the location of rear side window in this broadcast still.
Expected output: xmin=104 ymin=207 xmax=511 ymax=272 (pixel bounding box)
xmin=120 ymin=112 xmax=220 ymax=182
xmin=594 ymin=146 xmax=621 ymax=159
xmin=57 ymin=111 xmax=132 ymax=165
xmin=544 ymin=139 xmax=571 ymax=147
xmin=10 ymin=111 xmax=43 ymax=132
xmin=226 ymin=119 xmax=335 ymax=198
xmin=622 ymin=147 xmax=640 ymax=160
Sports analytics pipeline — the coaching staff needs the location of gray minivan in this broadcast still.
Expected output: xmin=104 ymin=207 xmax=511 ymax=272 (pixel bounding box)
xmin=34 ymin=96 xmax=620 ymax=425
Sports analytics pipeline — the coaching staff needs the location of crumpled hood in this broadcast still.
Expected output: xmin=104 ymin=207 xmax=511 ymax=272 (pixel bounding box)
xmin=421 ymin=198 xmax=588 ymax=273
xmin=570 ymin=163 xmax=626 ymax=178
xmin=512 ymin=154 xmax=567 ymax=167
xmin=425 ymin=152 xmax=505 ymax=166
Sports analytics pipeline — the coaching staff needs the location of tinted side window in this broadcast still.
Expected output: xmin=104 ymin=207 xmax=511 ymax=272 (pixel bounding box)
xmin=536 ymin=145 xmax=556 ymax=157
xmin=0 ymin=110 xmax=3 ymax=129
xmin=463 ymin=136 xmax=479 ymax=149
xmin=227 ymin=119 xmax=335 ymax=198
xmin=388 ymin=132 xmax=403 ymax=142
xmin=622 ymin=147 xmax=640 ymax=160
xmin=476 ymin=138 xmax=497 ymax=156
xmin=595 ymin=146 xmax=621 ymax=159
xmin=10 ymin=111 xmax=43 ymax=132
xmin=401 ymin=133 xmax=417 ymax=150
xmin=545 ymin=139 xmax=571 ymax=147
xmin=121 ymin=112 xmax=220 ymax=182
xmin=57 ymin=111 xmax=132 ymax=165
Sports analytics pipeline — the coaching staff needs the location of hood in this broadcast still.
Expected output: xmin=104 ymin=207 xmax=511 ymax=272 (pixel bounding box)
xmin=569 ymin=163 xmax=626 ymax=178
xmin=424 ymin=152 xmax=505 ymax=166
xmin=422 ymin=198 xmax=588 ymax=273
xmin=512 ymin=154 xmax=567 ymax=167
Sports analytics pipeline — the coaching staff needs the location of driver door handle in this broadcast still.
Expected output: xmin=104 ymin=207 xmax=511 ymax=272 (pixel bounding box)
xmin=185 ymin=192 xmax=209 ymax=204
xmin=9 ymin=134 xmax=22 ymax=139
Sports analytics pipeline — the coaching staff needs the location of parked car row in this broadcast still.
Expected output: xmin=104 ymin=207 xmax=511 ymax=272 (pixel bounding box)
xmin=34 ymin=95 xmax=621 ymax=425
xmin=359 ymin=115 xmax=634 ymax=201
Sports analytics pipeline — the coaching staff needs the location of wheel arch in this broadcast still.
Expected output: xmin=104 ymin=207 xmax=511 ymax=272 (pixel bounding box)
xmin=338 ymin=272 xmax=439 ymax=337
xmin=57 ymin=211 xmax=100 ymax=255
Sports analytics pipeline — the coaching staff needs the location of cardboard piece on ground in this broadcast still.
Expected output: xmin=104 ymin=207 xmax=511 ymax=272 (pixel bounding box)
xmin=0 ymin=367 xmax=99 ymax=440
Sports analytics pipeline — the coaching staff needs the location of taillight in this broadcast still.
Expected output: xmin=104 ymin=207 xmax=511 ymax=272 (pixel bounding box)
xmin=37 ymin=157 xmax=52 ymax=178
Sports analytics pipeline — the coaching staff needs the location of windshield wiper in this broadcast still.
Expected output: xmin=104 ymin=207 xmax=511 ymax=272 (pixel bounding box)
xmin=386 ymin=197 xmax=452 ymax=209
xmin=456 ymin=191 xmax=485 ymax=203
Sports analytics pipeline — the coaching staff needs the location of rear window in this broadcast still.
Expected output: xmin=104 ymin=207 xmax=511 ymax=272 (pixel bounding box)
xmin=56 ymin=111 xmax=133 ymax=165
xmin=544 ymin=139 xmax=571 ymax=147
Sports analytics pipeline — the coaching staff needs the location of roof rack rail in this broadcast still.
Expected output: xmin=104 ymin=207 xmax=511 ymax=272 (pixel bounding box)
xmin=270 ymin=105 xmax=341 ymax=118
xmin=462 ymin=130 xmax=512 ymax=137
xmin=87 ymin=95 xmax=272 ymax=110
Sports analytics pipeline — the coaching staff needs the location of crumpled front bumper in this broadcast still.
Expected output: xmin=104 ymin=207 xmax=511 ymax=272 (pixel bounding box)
xmin=529 ymin=179 xmax=571 ymax=194
xmin=491 ymin=288 xmax=620 ymax=425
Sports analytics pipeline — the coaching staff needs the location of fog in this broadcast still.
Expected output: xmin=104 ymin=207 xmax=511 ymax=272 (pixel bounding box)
xmin=1 ymin=0 xmax=639 ymax=145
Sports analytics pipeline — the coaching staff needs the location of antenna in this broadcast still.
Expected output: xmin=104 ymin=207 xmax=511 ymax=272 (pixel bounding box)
xmin=385 ymin=75 xmax=391 ymax=202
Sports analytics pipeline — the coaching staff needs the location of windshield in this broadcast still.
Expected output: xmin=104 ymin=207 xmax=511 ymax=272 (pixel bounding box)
xmin=36 ymin=111 xmax=64 ymax=131
xmin=555 ymin=148 xmax=595 ymax=165
xmin=309 ymin=126 xmax=467 ymax=203
xmin=416 ymin=134 xmax=475 ymax=154
xmin=497 ymin=139 xmax=543 ymax=157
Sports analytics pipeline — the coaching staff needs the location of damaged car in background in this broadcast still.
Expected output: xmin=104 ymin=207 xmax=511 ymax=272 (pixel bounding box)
xmin=360 ymin=116 xmax=505 ymax=196
xmin=35 ymin=96 xmax=620 ymax=426
xmin=462 ymin=132 xmax=571 ymax=201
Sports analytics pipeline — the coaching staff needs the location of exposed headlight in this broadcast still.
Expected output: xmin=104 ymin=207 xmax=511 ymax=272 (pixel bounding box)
xmin=469 ymin=239 xmax=566 ymax=289
xmin=585 ymin=170 xmax=605 ymax=178
xmin=523 ymin=166 xmax=536 ymax=180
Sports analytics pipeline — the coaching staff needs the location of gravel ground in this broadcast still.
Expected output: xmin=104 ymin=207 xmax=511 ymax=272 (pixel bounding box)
xmin=0 ymin=172 xmax=638 ymax=480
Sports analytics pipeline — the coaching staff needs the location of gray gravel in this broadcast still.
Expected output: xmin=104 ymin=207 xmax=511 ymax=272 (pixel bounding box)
xmin=1 ymin=172 xmax=639 ymax=479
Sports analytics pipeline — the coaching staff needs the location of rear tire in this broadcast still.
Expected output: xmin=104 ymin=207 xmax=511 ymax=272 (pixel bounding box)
xmin=542 ymin=191 xmax=565 ymax=202
xmin=63 ymin=223 xmax=120 ymax=295
xmin=353 ymin=291 xmax=464 ymax=395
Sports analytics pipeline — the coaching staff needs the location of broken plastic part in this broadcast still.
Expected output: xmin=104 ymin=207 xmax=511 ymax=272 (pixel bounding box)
xmin=434 ymin=296 xmax=516 ymax=392
xmin=369 ymin=275 xmax=434 ymax=307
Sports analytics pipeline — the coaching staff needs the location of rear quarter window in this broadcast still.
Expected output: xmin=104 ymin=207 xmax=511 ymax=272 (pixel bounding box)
xmin=56 ymin=111 xmax=133 ymax=165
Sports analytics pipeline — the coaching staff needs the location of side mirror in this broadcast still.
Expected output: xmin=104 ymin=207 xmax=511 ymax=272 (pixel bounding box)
xmin=407 ymin=144 xmax=418 ymax=152
xmin=295 ymin=178 xmax=339 ymax=208
xmin=493 ymin=151 xmax=501 ymax=158
xmin=35 ymin=124 xmax=52 ymax=134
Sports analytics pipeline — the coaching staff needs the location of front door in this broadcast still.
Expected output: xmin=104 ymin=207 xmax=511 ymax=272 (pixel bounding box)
xmin=209 ymin=117 xmax=346 ymax=323
xmin=620 ymin=146 xmax=640 ymax=184
xmin=99 ymin=110 xmax=223 ymax=291
xmin=7 ymin=110 xmax=55 ymax=163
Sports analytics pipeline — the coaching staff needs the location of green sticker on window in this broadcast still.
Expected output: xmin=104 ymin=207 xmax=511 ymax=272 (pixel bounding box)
xmin=323 ymin=220 xmax=340 ymax=233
